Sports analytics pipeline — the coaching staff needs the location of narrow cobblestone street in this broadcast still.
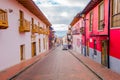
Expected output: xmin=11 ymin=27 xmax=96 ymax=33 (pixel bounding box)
xmin=11 ymin=47 xmax=100 ymax=80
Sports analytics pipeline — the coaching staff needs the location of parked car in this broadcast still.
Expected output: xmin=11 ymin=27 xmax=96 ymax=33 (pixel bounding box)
xmin=62 ymin=43 xmax=68 ymax=50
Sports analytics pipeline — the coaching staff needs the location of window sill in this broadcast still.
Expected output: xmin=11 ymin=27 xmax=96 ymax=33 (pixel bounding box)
xmin=110 ymin=27 xmax=120 ymax=30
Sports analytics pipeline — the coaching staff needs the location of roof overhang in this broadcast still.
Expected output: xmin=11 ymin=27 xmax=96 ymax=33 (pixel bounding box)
xmin=16 ymin=0 xmax=52 ymax=27
xmin=82 ymin=0 xmax=103 ymax=14
xmin=70 ymin=12 xmax=81 ymax=26
xmin=70 ymin=0 xmax=103 ymax=27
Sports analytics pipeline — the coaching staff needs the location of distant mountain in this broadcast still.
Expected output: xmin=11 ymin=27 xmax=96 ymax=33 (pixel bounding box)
xmin=55 ymin=31 xmax=67 ymax=38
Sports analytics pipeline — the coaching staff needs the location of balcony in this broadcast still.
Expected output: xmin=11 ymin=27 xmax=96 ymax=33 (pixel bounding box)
xmin=42 ymin=29 xmax=46 ymax=34
xmin=38 ymin=27 xmax=43 ymax=34
xmin=32 ymin=24 xmax=39 ymax=33
xmin=0 ymin=9 xmax=8 ymax=29
xmin=45 ymin=29 xmax=49 ymax=35
xmin=19 ymin=19 xmax=30 ymax=32
xmin=44 ymin=29 xmax=49 ymax=35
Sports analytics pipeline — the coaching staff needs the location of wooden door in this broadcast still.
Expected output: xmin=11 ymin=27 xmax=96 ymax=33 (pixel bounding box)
xmin=20 ymin=45 xmax=25 ymax=61
xmin=39 ymin=39 xmax=41 ymax=52
xmin=101 ymin=40 xmax=108 ymax=66
xmin=32 ymin=42 xmax=36 ymax=57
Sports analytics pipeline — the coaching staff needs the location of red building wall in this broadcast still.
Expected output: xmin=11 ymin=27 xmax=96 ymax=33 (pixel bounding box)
xmin=110 ymin=29 xmax=120 ymax=59
xmin=85 ymin=0 xmax=108 ymax=52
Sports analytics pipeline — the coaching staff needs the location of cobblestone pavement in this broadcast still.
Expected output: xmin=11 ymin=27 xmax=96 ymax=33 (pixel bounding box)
xmin=11 ymin=47 xmax=101 ymax=80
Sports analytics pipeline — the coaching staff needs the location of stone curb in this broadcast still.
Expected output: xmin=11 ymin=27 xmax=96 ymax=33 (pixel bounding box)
xmin=68 ymin=50 xmax=104 ymax=80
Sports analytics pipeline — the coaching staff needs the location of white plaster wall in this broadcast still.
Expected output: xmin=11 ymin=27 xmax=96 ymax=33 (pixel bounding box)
xmin=0 ymin=0 xmax=48 ymax=71
xmin=72 ymin=35 xmax=81 ymax=54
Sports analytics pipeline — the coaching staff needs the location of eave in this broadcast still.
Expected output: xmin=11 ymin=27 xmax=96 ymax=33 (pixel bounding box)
xmin=70 ymin=12 xmax=81 ymax=26
xmin=70 ymin=0 xmax=103 ymax=27
xmin=16 ymin=0 xmax=52 ymax=27
xmin=82 ymin=0 xmax=103 ymax=14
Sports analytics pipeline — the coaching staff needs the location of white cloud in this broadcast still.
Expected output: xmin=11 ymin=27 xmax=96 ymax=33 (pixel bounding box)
xmin=33 ymin=0 xmax=90 ymax=32
xmin=53 ymin=0 xmax=86 ymax=7
xmin=60 ymin=12 xmax=68 ymax=17
xmin=52 ymin=24 xmax=68 ymax=31
xmin=33 ymin=0 xmax=89 ymax=7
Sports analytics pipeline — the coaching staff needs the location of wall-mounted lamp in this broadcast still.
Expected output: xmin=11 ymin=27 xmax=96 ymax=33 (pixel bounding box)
xmin=8 ymin=9 xmax=13 ymax=13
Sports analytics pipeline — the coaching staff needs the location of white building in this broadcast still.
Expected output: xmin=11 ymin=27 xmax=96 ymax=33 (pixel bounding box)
xmin=0 ymin=0 xmax=51 ymax=71
xmin=70 ymin=15 xmax=83 ymax=54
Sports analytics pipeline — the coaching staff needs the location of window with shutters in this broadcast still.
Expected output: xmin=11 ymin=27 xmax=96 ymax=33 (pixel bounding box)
xmin=19 ymin=10 xmax=30 ymax=32
xmin=111 ymin=0 xmax=120 ymax=27
xmin=98 ymin=2 xmax=104 ymax=30
xmin=89 ymin=11 xmax=93 ymax=31
xmin=0 ymin=9 xmax=8 ymax=29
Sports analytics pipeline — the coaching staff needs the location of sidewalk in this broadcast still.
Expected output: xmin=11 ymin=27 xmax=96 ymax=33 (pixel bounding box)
xmin=69 ymin=50 xmax=120 ymax=80
xmin=0 ymin=48 xmax=55 ymax=80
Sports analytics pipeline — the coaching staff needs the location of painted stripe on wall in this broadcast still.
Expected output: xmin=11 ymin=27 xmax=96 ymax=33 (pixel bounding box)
xmin=110 ymin=56 xmax=120 ymax=74
xmin=89 ymin=47 xmax=101 ymax=64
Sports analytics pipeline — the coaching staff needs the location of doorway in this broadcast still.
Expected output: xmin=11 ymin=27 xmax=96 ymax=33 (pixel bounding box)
xmin=101 ymin=40 xmax=108 ymax=66
xmin=32 ymin=42 xmax=36 ymax=57
xmin=39 ymin=39 xmax=41 ymax=52
xmin=20 ymin=45 xmax=25 ymax=61
xmin=93 ymin=40 xmax=97 ymax=55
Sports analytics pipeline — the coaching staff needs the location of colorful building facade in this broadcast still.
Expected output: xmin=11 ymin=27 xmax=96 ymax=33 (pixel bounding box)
xmin=0 ymin=0 xmax=51 ymax=71
xmin=49 ymin=27 xmax=55 ymax=49
xmin=70 ymin=14 xmax=83 ymax=53
xmin=70 ymin=0 xmax=120 ymax=74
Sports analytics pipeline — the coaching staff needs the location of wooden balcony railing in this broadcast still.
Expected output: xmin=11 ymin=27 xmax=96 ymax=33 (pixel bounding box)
xmin=43 ymin=29 xmax=49 ymax=35
xmin=42 ymin=29 xmax=46 ymax=34
xmin=19 ymin=19 xmax=30 ymax=32
xmin=0 ymin=9 xmax=8 ymax=29
xmin=38 ymin=27 xmax=50 ymax=35
xmin=46 ymin=29 xmax=50 ymax=35
xmin=38 ymin=27 xmax=43 ymax=34
xmin=32 ymin=24 xmax=39 ymax=33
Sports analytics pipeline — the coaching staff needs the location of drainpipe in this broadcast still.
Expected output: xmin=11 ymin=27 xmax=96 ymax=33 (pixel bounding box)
xmin=107 ymin=0 xmax=110 ymax=68
xmin=84 ymin=18 xmax=87 ymax=56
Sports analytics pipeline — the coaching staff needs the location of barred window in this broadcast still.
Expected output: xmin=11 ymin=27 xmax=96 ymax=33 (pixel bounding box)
xmin=89 ymin=12 xmax=93 ymax=31
xmin=98 ymin=2 xmax=104 ymax=30
xmin=112 ymin=0 xmax=120 ymax=27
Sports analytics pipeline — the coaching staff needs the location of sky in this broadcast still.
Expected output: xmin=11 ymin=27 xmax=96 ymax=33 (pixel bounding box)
xmin=33 ymin=0 xmax=90 ymax=37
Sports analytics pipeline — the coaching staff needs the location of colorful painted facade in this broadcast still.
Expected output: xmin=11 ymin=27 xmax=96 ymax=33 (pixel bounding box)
xmin=70 ymin=14 xmax=83 ymax=53
xmin=0 ymin=0 xmax=51 ymax=71
xmin=49 ymin=27 xmax=55 ymax=49
xmin=70 ymin=0 xmax=120 ymax=74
